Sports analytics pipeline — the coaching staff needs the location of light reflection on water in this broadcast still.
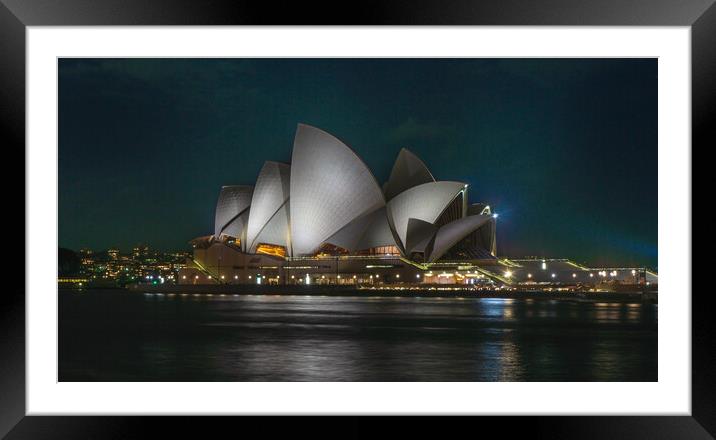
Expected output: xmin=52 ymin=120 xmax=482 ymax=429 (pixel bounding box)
xmin=59 ymin=291 xmax=657 ymax=382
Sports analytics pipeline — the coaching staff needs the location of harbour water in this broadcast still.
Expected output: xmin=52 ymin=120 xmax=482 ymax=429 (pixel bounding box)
xmin=59 ymin=290 xmax=657 ymax=381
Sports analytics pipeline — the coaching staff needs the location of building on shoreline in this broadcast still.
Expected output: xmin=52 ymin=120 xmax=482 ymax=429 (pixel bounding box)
xmin=177 ymin=124 xmax=656 ymax=290
xmin=58 ymin=245 xmax=191 ymax=288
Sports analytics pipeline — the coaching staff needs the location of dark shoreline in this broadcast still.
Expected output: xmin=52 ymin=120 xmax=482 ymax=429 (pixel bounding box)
xmin=62 ymin=284 xmax=657 ymax=303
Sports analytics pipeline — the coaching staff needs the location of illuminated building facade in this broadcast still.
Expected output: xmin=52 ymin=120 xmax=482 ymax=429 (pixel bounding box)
xmin=179 ymin=124 xmax=500 ymax=285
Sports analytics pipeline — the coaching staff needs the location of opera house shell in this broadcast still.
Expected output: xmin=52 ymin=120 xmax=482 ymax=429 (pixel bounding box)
xmin=207 ymin=123 xmax=496 ymax=264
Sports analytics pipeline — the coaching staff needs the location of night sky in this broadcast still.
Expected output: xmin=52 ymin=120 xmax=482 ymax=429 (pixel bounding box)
xmin=59 ymin=58 xmax=657 ymax=268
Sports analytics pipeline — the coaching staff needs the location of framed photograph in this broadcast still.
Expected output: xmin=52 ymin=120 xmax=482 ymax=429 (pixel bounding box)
xmin=4 ymin=0 xmax=710 ymax=437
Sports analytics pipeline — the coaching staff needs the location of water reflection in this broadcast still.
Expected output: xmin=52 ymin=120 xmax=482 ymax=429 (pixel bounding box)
xmin=59 ymin=291 xmax=657 ymax=382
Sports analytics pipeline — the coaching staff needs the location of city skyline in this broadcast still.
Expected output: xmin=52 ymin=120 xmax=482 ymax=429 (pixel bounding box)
xmin=59 ymin=58 xmax=657 ymax=268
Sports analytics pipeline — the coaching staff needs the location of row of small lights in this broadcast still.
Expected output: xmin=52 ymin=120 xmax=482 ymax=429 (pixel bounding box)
xmin=504 ymin=269 xmax=638 ymax=279
xmin=180 ymin=273 xmax=422 ymax=280
xmin=180 ymin=272 xmax=630 ymax=281
xmin=177 ymin=269 xmax=639 ymax=282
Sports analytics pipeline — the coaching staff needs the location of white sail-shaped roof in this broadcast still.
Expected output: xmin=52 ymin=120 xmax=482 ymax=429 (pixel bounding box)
xmin=290 ymin=124 xmax=385 ymax=256
xmin=214 ymin=185 xmax=253 ymax=237
xmin=428 ymin=214 xmax=493 ymax=262
xmin=221 ymin=209 xmax=251 ymax=251
xmin=386 ymin=181 xmax=465 ymax=250
xmin=322 ymin=209 xmax=377 ymax=252
xmin=405 ymin=218 xmax=437 ymax=255
xmin=383 ymin=148 xmax=435 ymax=201
xmin=467 ymin=203 xmax=492 ymax=216
xmin=248 ymin=203 xmax=290 ymax=254
xmin=246 ymin=161 xmax=291 ymax=252
xmin=357 ymin=207 xmax=395 ymax=250
xmin=323 ymin=207 xmax=395 ymax=252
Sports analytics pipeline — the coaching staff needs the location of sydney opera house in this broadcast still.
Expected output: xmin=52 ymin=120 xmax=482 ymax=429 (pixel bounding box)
xmin=178 ymin=124 xmax=656 ymax=287
xmin=178 ymin=123 xmax=499 ymax=285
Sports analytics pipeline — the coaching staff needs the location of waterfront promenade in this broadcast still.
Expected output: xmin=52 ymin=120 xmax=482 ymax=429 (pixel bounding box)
xmin=118 ymin=283 xmax=657 ymax=303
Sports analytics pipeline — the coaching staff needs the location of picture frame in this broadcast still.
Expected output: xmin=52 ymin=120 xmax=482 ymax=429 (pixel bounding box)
xmin=3 ymin=0 xmax=709 ymax=437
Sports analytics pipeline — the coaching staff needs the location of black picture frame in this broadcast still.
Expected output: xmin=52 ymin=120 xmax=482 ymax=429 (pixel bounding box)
xmin=2 ymin=0 xmax=709 ymax=438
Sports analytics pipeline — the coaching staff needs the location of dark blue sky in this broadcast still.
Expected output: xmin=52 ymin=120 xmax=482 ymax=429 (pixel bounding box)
xmin=59 ymin=58 xmax=657 ymax=268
